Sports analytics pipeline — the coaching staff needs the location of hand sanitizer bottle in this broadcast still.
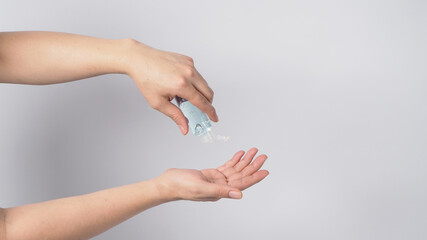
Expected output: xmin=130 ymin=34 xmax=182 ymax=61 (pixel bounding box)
xmin=176 ymin=97 xmax=214 ymax=142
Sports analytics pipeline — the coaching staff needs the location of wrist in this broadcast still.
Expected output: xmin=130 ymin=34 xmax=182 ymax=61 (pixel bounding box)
xmin=117 ymin=38 xmax=150 ymax=77
xmin=149 ymin=177 xmax=179 ymax=203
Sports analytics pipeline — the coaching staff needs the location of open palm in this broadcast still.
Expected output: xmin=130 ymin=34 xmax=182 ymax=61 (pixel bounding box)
xmin=158 ymin=148 xmax=269 ymax=201
xmin=203 ymin=147 xmax=269 ymax=188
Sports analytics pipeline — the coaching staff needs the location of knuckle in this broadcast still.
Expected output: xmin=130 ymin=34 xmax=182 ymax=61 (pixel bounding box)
xmin=207 ymin=89 xmax=214 ymax=100
xmin=198 ymin=94 xmax=209 ymax=104
xmin=181 ymin=55 xmax=194 ymax=64
xmin=183 ymin=65 xmax=195 ymax=77
xmin=149 ymin=100 xmax=162 ymax=110
xmin=186 ymin=56 xmax=194 ymax=63
xmin=175 ymin=76 xmax=189 ymax=89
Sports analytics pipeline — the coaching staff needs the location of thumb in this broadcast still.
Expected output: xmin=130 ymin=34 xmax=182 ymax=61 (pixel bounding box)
xmin=157 ymin=101 xmax=188 ymax=135
xmin=227 ymin=188 xmax=243 ymax=199
xmin=215 ymin=185 xmax=242 ymax=200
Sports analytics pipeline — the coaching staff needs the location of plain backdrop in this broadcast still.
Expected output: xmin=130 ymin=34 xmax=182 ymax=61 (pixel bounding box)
xmin=1 ymin=0 xmax=426 ymax=239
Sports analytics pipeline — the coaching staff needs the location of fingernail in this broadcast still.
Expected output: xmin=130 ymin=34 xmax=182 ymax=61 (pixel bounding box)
xmin=229 ymin=191 xmax=242 ymax=199
xmin=214 ymin=112 xmax=219 ymax=122
xmin=179 ymin=125 xmax=186 ymax=135
xmin=211 ymin=109 xmax=219 ymax=122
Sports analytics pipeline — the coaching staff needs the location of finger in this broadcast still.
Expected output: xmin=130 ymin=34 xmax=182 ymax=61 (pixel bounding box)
xmin=217 ymin=150 xmax=245 ymax=172
xmin=221 ymin=168 xmax=239 ymax=178
xmin=230 ymin=170 xmax=269 ymax=191
xmin=156 ymin=101 xmax=188 ymax=135
xmin=240 ymin=154 xmax=268 ymax=177
xmin=180 ymin=86 xmax=219 ymax=122
xmin=207 ymin=184 xmax=242 ymax=200
xmin=234 ymin=147 xmax=259 ymax=172
xmin=191 ymin=69 xmax=214 ymax=103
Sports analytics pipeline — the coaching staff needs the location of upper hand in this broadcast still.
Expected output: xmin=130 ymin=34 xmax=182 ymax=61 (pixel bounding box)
xmin=124 ymin=40 xmax=218 ymax=135
xmin=154 ymin=148 xmax=269 ymax=201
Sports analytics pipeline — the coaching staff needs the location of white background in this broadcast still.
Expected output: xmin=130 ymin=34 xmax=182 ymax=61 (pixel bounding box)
xmin=1 ymin=0 xmax=426 ymax=239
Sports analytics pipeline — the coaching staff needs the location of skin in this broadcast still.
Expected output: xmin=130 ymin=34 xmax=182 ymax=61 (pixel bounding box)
xmin=0 ymin=32 xmax=269 ymax=239
xmin=0 ymin=148 xmax=269 ymax=240
xmin=0 ymin=31 xmax=218 ymax=134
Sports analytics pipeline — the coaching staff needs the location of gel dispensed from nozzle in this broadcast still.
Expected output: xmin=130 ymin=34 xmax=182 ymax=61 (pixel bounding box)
xmin=176 ymin=96 xmax=214 ymax=142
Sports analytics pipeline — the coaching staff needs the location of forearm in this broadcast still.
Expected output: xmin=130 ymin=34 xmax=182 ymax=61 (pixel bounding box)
xmin=0 ymin=31 xmax=219 ymax=133
xmin=3 ymin=179 xmax=170 ymax=240
xmin=0 ymin=208 xmax=5 ymax=240
xmin=0 ymin=31 xmax=132 ymax=84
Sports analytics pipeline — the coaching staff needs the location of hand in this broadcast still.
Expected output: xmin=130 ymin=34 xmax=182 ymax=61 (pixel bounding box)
xmin=124 ymin=40 xmax=218 ymax=135
xmin=154 ymin=148 xmax=269 ymax=201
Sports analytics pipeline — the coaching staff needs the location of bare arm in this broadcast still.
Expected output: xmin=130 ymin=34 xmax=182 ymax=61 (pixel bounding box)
xmin=0 ymin=31 xmax=218 ymax=134
xmin=0 ymin=31 xmax=128 ymax=85
xmin=0 ymin=208 xmax=5 ymax=240
xmin=4 ymin=180 xmax=165 ymax=240
xmin=1 ymin=148 xmax=268 ymax=240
